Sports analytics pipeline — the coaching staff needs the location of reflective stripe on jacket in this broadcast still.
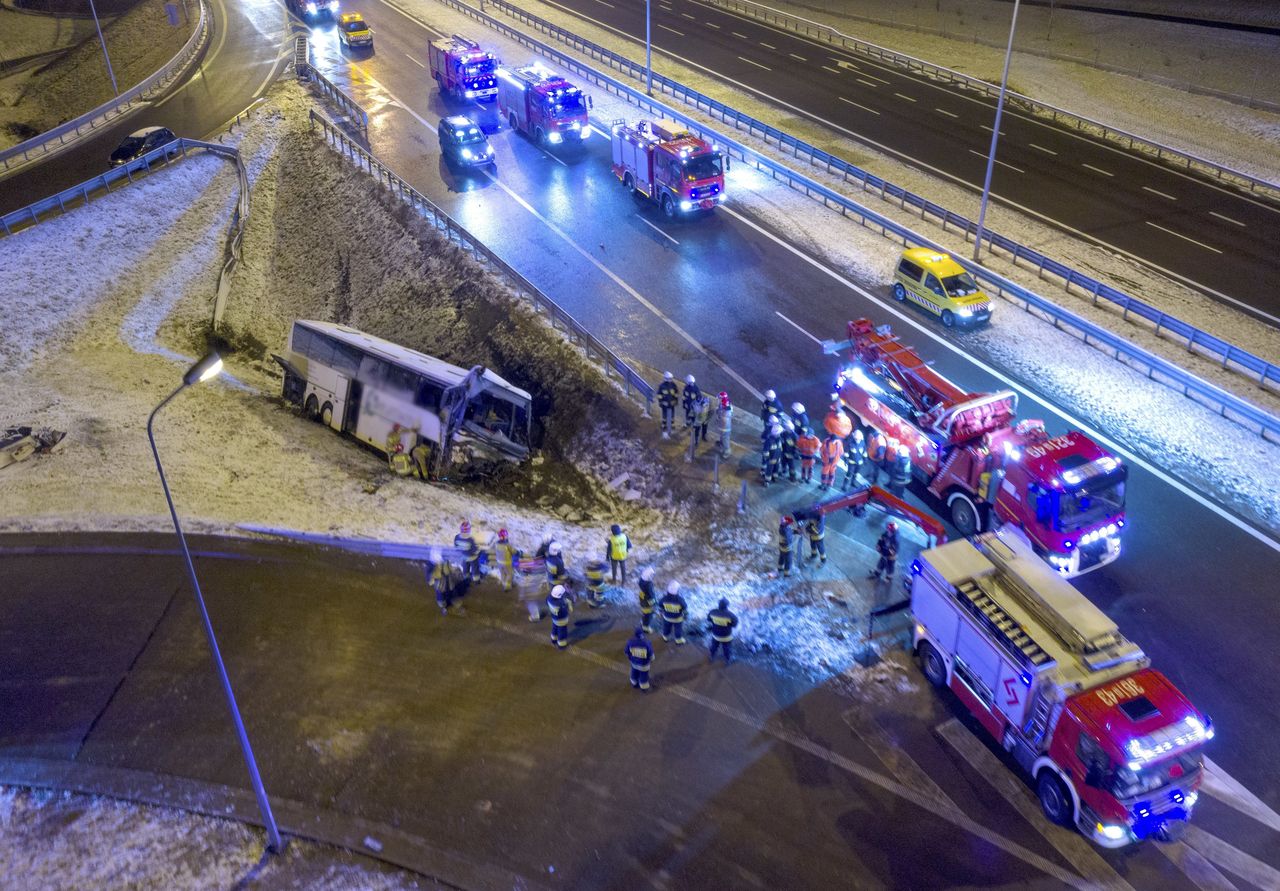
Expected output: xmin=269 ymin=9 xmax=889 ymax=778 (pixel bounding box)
xmin=609 ymin=533 xmax=630 ymax=561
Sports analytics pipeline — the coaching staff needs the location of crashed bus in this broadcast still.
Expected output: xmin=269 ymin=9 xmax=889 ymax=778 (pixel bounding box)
xmin=273 ymin=320 xmax=531 ymax=474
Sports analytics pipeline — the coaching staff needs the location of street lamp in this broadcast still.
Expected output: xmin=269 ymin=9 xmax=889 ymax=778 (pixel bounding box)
xmin=972 ymin=0 xmax=1020 ymax=263
xmin=87 ymin=0 xmax=118 ymax=96
xmin=645 ymin=0 xmax=653 ymax=95
xmin=147 ymin=352 xmax=283 ymax=854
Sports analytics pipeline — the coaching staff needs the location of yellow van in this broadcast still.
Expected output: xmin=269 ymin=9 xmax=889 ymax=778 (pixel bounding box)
xmin=892 ymin=248 xmax=992 ymax=327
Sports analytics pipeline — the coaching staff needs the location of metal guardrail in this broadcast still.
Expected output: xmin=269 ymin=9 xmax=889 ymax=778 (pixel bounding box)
xmin=294 ymin=35 xmax=309 ymax=78
xmin=0 ymin=0 xmax=211 ymax=175
xmin=433 ymin=0 xmax=1280 ymax=441
xmin=698 ymin=0 xmax=1280 ymax=204
xmin=301 ymin=62 xmax=370 ymax=133
xmin=308 ymin=109 xmax=656 ymax=413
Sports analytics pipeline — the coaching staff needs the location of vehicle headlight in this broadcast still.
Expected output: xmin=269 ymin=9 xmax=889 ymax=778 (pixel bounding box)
xmin=1184 ymin=791 xmax=1198 ymax=809
xmin=327 ymin=0 xmax=338 ymax=8
xmin=461 ymin=148 xmax=472 ymax=159
xmin=465 ymin=90 xmax=476 ymax=98
xmin=1097 ymin=823 xmax=1128 ymax=842
xmin=305 ymin=2 xmax=316 ymax=11
xmin=679 ymin=199 xmax=693 ymax=212
xmin=547 ymin=132 xmax=563 ymax=144
xmin=957 ymin=307 xmax=973 ymax=317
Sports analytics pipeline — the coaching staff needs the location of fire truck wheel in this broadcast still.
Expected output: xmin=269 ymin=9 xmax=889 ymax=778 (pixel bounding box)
xmin=892 ymin=282 xmax=907 ymax=302
xmin=661 ymin=193 xmax=676 ymax=219
xmin=321 ymin=402 xmax=334 ymax=427
xmin=948 ymin=493 xmax=982 ymax=536
xmin=304 ymin=394 xmax=320 ymax=421
xmin=509 ymin=113 xmax=518 ymax=131
xmin=624 ymin=172 xmax=635 ymax=193
xmin=918 ymin=642 xmax=946 ymax=688
xmin=941 ymin=310 xmax=956 ymax=328
xmin=1037 ymin=772 xmax=1074 ymax=826
xmin=535 ymin=127 xmax=545 ymax=146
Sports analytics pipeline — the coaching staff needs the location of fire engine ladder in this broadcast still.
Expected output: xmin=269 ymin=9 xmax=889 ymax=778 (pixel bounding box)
xmin=1023 ymin=694 xmax=1054 ymax=743
xmin=863 ymin=330 xmax=967 ymax=419
xmin=955 ymin=579 xmax=1051 ymax=674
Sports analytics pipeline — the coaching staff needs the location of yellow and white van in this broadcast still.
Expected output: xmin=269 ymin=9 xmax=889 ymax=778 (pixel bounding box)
xmin=892 ymin=248 xmax=992 ymax=328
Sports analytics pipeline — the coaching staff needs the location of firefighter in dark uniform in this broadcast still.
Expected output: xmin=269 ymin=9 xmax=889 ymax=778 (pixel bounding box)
xmin=584 ymin=559 xmax=607 ymax=608
xmin=637 ymin=567 xmax=657 ymax=633
xmin=681 ymin=375 xmax=701 ymax=429
xmin=889 ymin=444 xmax=913 ymax=497
xmin=454 ymin=520 xmax=480 ymax=580
xmin=706 ymin=598 xmax=739 ymax=664
xmin=761 ymin=423 xmax=783 ymax=486
xmin=547 ymin=584 xmax=573 ymax=649
xmin=761 ymin=389 xmax=783 ymax=426
xmin=805 ymin=513 xmax=827 ymax=566
xmin=543 ymin=540 xmax=567 ymax=588
xmin=657 ymin=372 xmax=679 ymax=438
xmin=659 ymin=581 xmax=688 ymax=644
xmin=625 ymin=626 xmax=654 ymax=691
xmin=779 ymin=418 xmax=799 ymax=482
xmin=777 ymin=515 xmax=794 ymax=578
xmin=869 ymin=522 xmax=899 ymax=581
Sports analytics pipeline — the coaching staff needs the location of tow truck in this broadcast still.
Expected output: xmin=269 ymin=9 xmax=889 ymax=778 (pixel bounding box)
xmin=912 ymin=530 xmax=1212 ymax=846
xmin=610 ymin=119 xmax=726 ymax=218
xmin=496 ymin=63 xmax=590 ymax=147
xmin=825 ymin=319 xmax=1126 ymax=576
xmin=428 ymin=35 xmax=499 ymax=101
xmin=788 ymin=483 xmax=947 ymax=547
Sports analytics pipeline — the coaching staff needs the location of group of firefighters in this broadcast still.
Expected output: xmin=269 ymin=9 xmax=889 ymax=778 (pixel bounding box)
xmin=655 ymin=373 xmax=733 ymax=459
xmin=428 ymin=520 xmax=740 ymax=692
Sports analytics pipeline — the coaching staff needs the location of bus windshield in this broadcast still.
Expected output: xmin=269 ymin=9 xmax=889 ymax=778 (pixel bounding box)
xmin=465 ymin=391 xmax=530 ymax=446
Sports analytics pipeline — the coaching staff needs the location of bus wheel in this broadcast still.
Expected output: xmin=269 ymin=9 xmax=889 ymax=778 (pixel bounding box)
xmin=321 ymin=402 xmax=334 ymax=427
xmin=304 ymin=394 xmax=320 ymax=421
xmin=892 ymin=282 xmax=907 ymax=302
xmin=918 ymin=641 xmax=946 ymax=688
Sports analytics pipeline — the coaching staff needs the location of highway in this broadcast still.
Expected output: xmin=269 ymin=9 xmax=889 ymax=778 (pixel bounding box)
xmin=520 ymin=0 xmax=1280 ymax=323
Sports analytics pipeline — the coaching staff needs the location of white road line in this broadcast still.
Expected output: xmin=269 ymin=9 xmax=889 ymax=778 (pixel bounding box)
xmin=591 ymin=0 xmax=614 ymax=6
xmin=403 ymin=52 xmax=426 ymax=68
xmin=788 ymin=52 xmax=807 ymax=61
xmin=681 ymin=11 xmax=695 ymax=18
xmin=968 ymin=149 xmax=1023 ymax=173
xmin=1145 ymin=221 xmax=1223 ymax=253
xmin=845 ymin=709 xmax=961 ymax=814
xmin=936 ymin=720 xmax=1136 ymax=891
xmin=820 ymin=65 xmax=841 ymax=75
xmin=1142 ymin=185 xmax=1177 ymax=201
xmin=732 ymin=30 xmax=749 ymax=38
xmin=1202 ymin=756 xmax=1280 ymax=833
xmin=543 ymin=151 xmax=569 ymax=168
xmin=935 ymin=107 xmax=959 ymax=118
xmin=1156 ymin=842 xmax=1239 ymax=891
xmin=738 ymin=55 xmax=771 ymax=71
xmin=858 ymin=70 xmax=890 ymax=84
xmin=759 ymin=41 xmax=775 ymax=49
xmin=1081 ymin=162 xmax=1114 ymax=177
xmin=774 ymin=311 xmax=821 ymax=344
xmin=1184 ymin=825 xmax=1280 ymax=890
xmin=1029 ymin=142 xmax=1058 ymax=155
xmin=980 ymin=124 xmax=1006 ymax=136
xmin=638 ymin=215 xmax=679 ymax=246
xmin=155 ymin=0 xmax=232 ymax=107
xmin=893 ymin=92 xmax=917 ymax=102
xmin=1209 ymin=210 xmax=1246 ymax=227
xmin=705 ymin=20 xmax=720 ymax=28
xmin=838 ymin=96 xmax=879 ymax=115
xmin=717 ymin=205 xmax=1280 ymax=552
xmin=658 ymin=23 xmax=684 ymax=35
xmin=855 ymin=77 xmax=880 ymax=88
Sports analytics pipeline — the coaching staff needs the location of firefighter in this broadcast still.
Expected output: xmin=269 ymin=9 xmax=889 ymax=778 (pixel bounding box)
xmin=790 ymin=402 xmax=810 ymax=435
xmin=409 ymin=439 xmax=432 ymax=481
xmin=779 ymin=418 xmax=798 ymax=483
xmin=777 ymin=515 xmax=794 ymax=578
xmin=869 ymin=522 xmax=899 ymax=581
xmin=824 ymin=406 xmax=853 ymax=440
xmin=387 ymin=424 xmax=413 ymax=476
xmin=695 ymin=393 xmax=712 ymax=443
xmin=625 ymin=625 xmax=654 ymax=691
xmin=543 ymin=540 xmax=567 ymax=589
xmin=584 ymin=559 xmax=607 ymax=608
xmin=842 ymin=428 xmax=866 ymax=491
xmin=715 ymin=391 xmax=733 ymax=458
xmin=657 ymin=372 xmax=679 ymax=438
xmin=606 ymin=523 xmax=632 ymax=584
xmin=659 ymin=580 xmax=688 ymax=644
xmin=682 ymin=375 xmax=701 ymax=429
xmin=429 ymin=553 xmax=458 ymax=615
xmin=760 ymin=422 xmax=783 ymax=486
xmin=805 ymin=513 xmax=827 ymax=566
xmin=492 ymin=528 xmax=519 ymax=592
xmin=865 ymin=429 xmax=888 ymax=484
xmin=796 ymin=426 xmax=820 ymax=484
xmin=637 ymin=566 xmax=657 ymax=633
xmin=454 ymin=521 xmax=481 ymax=580
xmin=889 ymin=444 xmax=913 ymax=495
xmin=819 ymin=434 xmax=844 ymax=489
xmin=761 ymin=389 xmax=784 ymax=426
xmin=547 ymin=584 xmax=573 ymax=648
xmin=706 ymin=598 xmax=738 ymax=664
xmin=882 ymin=433 xmax=901 ymax=482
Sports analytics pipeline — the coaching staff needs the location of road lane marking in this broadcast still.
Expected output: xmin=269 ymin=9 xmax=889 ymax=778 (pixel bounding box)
xmin=1209 ymin=211 xmax=1245 ymax=227
xmin=968 ymin=149 xmax=1023 ymax=173
xmin=1142 ymin=185 xmax=1177 ymax=201
xmin=732 ymin=31 xmax=749 ymax=38
xmin=681 ymin=11 xmax=695 ymax=18
xmin=716 ymin=205 xmax=1280 ymax=552
xmin=838 ymin=96 xmax=879 ymax=115
xmin=855 ymin=77 xmax=880 ymax=88
xmin=1156 ymin=842 xmax=1239 ymax=891
xmin=935 ymin=107 xmax=959 ymax=118
xmin=403 ymin=52 xmax=426 ymax=68
xmin=1184 ymin=825 xmax=1280 ymax=889
xmin=1202 ymin=756 xmax=1280 ymax=833
xmin=638 ymin=215 xmax=679 ymax=246
xmin=759 ymin=41 xmax=775 ymax=49
xmin=845 ymin=709 xmax=961 ymax=814
xmin=738 ymin=55 xmax=771 ymax=71
xmin=893 ymin=92 xmax=917 ymax=102
xmin=774 ymin=311 xmax=821 ymax=344
xmin=1081 ymin=162 xmax=1114 ymax=177
xmin=1029 ymin=142 xmax=1058 ymax=155
xmin=658 ymin=23 xmax=684 ymax=36
xmin=980 ymin=124 xmax=1006 ymax=135
xmin=857 ymin=70 xmax=890 ymax=84
xmin=591 ymin=0 xmax=614 ymax=6
xmin=788 ymin=52 xmax=806 ymax=61
xmin=820 ymin=65 xmax=841 ymax=75
xmin=937 ymin=720 xmax=1136 ymax=891
xmin=705 ymin=20 xmax=720 ymax=28
xmin=154 ymin=0 xmax=233 ymax=107
xmin=1145 ymin=221 xmax=1222 ymax=253
xmin=829 ymin=57 xmax=858 ymax=70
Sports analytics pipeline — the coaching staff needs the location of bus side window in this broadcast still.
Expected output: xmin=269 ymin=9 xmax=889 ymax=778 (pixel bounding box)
xmin=292 ymin=326 xmax=314 ymax=357
xmin=415 ymin=378 xmax=442 ymax=410
xmin=332 ymin=342 xmax=361 ymax=376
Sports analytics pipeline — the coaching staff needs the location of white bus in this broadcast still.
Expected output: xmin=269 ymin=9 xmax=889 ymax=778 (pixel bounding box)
xmin=273 ymin=320 xmax=532 ymax=472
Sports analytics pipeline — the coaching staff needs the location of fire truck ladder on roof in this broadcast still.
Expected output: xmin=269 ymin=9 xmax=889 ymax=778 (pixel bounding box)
xmin=955 ymin=579 xmax=1052 ymax=674
xmin=856 ymin=325 xmax=970 ymax=415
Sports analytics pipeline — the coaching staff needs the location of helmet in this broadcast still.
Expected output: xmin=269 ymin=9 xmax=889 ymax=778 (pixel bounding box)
xmin=765 ymin=389 xmax=776 ymax=400
xmin=635 ymin=625 xmax=647 ymax=637
xmin=685 ymin=374 xmax=696 ymax=385
xmin=770 ymin=423 xmax=783 ymax=436
xmin=898 ymin=445 xmax=910 ymax=457
xmin=718 ymin=598 xmax=729 ymax=610
xmin=792 ymin=402 xmax=805 ymax=414
xmin=640 ymin=567 xmax=655 ymax=581
xmin=498 ymin=528 xmax=509 ymax=540
xmin=551 ymin=585 xmax=566 ymax=598
xmin=719 ymin=391 xmax=730 ymax=407
xmin=666 ymin=581 xmax=681 ymax=596
xmin=549 ymin=541 xmax=561 ymax=556
xmin=886 ymin=522 xmax=898 ymax=533
xmin=663 ymin=371 xmax=673 ymax=381
xmin=852 ymin=428 xmax=865 ymax=441
xmin=460 ymin=520 xmax=471 ymax=533
xmin=782 ymin=418 xmax=794 ymax=432
xmin=392 ymin=423 xmax=401 ymax=431
xmin=611 ymin=523 xmax=621 ymax=534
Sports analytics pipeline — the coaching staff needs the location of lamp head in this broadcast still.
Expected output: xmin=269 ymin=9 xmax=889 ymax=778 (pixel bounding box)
xmin=183 ymin=353 xmax=223 ymax=386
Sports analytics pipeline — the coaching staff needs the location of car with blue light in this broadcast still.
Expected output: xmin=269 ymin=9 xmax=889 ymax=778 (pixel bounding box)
xmin=336 ymin=12 xmax=372 ymax=49
xmin=893 ymin=248 xmax=992 ymax=328
xmin=437 ymin=116 xmax=495 ymax=168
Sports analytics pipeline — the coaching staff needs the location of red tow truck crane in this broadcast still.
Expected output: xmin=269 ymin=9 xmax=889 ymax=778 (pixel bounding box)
xmin=788 ymin=483 xmax=947 ymax=546
xmin=912 ymin=529 xmax=1211 ymax=846
xmin=496 ymin=63 xmax=590 ymax=147
xmin=428 ymin=35 xmax=499 ymax=101
xmin=610 ymin=119 xmax=726 ymax=218
xmin=826 ymin=319 xmax=1127 ymax=576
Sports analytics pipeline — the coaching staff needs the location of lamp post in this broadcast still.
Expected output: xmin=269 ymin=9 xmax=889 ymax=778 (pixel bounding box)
xmin=972 ymin=0 xmax=1020 ymax=263
xmin=645 ymin=0 xmax=653 ymax=95
xmin=147 ymin=353 xmax=283 ymax=854
xmin=87 ymin=0 xmax=118 ymax=96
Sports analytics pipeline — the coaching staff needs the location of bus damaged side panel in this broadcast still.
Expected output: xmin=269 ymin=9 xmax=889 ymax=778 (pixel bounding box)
xmin=442 ymin=366 xmax=531 ymax=468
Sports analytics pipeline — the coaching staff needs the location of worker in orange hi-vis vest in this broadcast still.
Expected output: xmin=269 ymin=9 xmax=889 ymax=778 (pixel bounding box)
xmin=819 ymin=435 xmax=844 ymax=489
xmin=824 ymin=406 xmax=853 ymax=439
xmin=796 ymin=427 xmax=821 ymax=484
xmin=865 ymin=429 xmax=888 ymax=484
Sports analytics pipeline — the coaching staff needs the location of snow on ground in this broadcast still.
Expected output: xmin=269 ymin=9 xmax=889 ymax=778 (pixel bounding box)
xmin=0 ymin=786 xmax=434 ymax=891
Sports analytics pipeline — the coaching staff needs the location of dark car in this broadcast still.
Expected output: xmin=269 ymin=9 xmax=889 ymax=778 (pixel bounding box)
xmin=109 ymin=126 xmax=177 ymax=166
xmin=287 ymin=0 xmax=338 ymax=20
xmin=437 ymin=116 xmax=494 ymax=168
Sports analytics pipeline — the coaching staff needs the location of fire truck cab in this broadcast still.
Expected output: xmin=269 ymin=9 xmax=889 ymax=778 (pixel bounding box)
xmin=428 ymin=35 xmax=499 ymax=101
xmin=496 ymin=63 xmax=590 ymax=148
xmin=610 ymin=119 xmax=726 ymax=217
xmin=913 ymin=530 xmax=1212 ymax=847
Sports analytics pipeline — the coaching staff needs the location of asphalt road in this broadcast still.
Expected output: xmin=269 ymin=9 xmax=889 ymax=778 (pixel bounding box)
xmin=531 ymin=0 xmax=1280 ymax=323
xmin=2 ymin=533 xmax=1278 ymax=888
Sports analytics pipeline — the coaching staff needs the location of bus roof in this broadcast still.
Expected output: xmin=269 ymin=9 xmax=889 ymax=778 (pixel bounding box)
xmin=297 ymin=320 xmax=532 ymax=403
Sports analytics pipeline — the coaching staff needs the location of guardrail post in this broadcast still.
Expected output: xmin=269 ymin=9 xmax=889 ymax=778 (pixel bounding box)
xmin=737 ymin=480 xmax=748 ymax=514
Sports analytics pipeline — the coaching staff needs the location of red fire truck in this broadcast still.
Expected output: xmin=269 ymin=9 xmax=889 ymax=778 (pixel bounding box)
xmin=826 ymin=319 xmax=1126 ymax=576
xmin=428 ymin=35 xmax=499 ymax=101
xmin=610 ymin=119 xmax=726 ymax=217
xmin=496 ymin=63 xmax=590 ymax=147
xmin=912 ymin=529 xmax=1212 ymax=846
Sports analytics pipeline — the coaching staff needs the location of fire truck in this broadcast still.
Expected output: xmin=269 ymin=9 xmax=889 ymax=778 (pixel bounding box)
xmin=610 ymin=119 xmax=726 ymax=217
xmin=826 ymin=319 xmax=1126 ymax=576
xmin=496 ymin=63 xmax=590 ymax=147
xmin=428 ymin=36 xmax=499 ymax=101
xmin=912 ymin=530 xmax=1212 ymax=846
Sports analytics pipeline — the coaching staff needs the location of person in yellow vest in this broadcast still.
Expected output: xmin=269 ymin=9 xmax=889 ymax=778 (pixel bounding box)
xmin=606 ymin=523 xmax=632 ymax=584
xmin=492 ymin=528 xmax=519 ymax=592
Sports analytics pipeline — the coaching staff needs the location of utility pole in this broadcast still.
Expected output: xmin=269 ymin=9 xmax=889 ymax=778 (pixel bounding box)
xmin=972 ymin=0 xmax=1019 ymax=263
xmin=87 ymin=0 xmax=118 ymax=96
xmin=645 ymin=0 xmax=653 ymax=94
